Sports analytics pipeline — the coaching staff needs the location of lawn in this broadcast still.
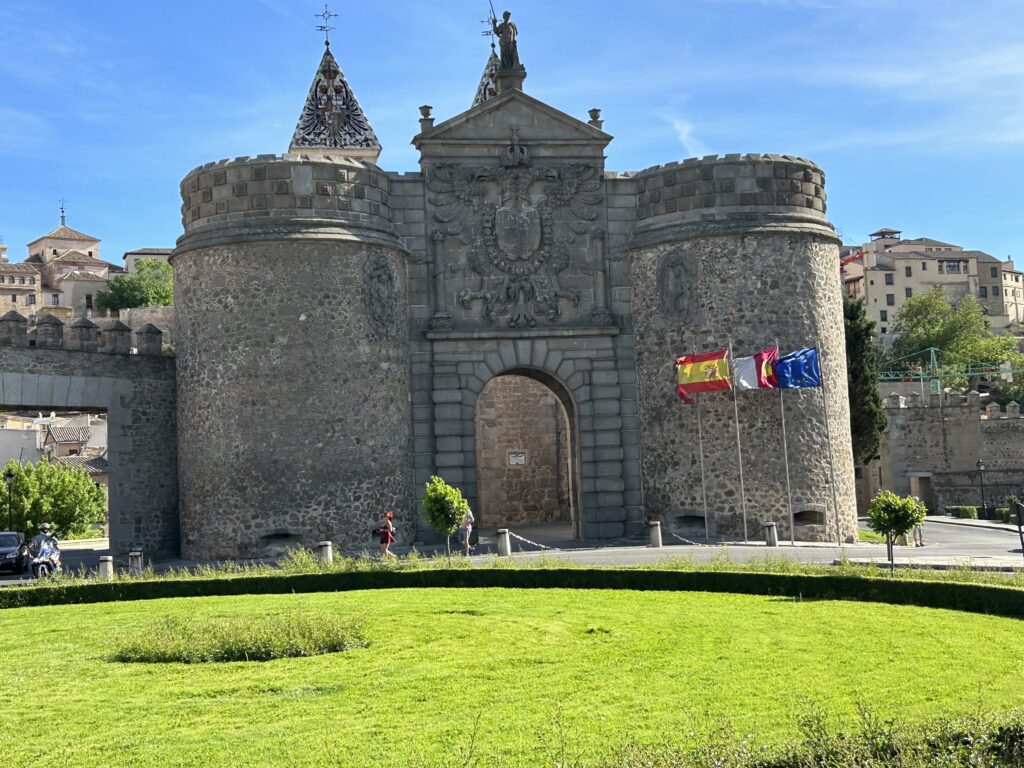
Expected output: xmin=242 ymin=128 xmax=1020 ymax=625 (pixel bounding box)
xmin=2 ymin=588 xmax=1023 ymax=767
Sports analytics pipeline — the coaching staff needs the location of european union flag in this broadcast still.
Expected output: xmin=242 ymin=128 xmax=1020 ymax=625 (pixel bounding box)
xmin=774 ymin=347 xmax=821 ymax=388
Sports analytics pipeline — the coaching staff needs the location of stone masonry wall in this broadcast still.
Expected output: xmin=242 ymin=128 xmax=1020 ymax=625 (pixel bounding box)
xmin=629 ymin=155 xmax=855 ymax=543
xmin=0 ymin=345 xmax=177 ymax=557
xmin=475 ymin=374 xmax=570 ymax=527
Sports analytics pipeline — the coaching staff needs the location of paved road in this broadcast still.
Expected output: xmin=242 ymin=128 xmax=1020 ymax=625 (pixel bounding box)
xmin=2 ymin=519 xmax=1023 ymax=586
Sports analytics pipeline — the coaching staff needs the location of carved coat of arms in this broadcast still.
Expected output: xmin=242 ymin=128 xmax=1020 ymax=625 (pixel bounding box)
xmin=427 ymin=148 xmax=603 ymax=327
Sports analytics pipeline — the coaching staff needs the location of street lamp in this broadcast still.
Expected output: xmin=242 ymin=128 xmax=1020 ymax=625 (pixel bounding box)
xmin=977 ymin=460 xmax=988 ymax=519
xmin=3 ymin=469 xmax=13 ymax=531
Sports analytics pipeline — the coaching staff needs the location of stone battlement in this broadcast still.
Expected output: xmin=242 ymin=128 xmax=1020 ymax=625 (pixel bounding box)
xmin=632 ymin=152 xmax=828 ymax=227
xmin=0 ymin=311 xmax=166 ymax=356
xmin=178 ymin=154 xmax=395 ymax=239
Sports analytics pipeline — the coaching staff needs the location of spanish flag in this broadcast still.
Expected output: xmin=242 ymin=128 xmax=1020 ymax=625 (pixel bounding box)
xmin=675 ymin=349 xmax=732 ymax=403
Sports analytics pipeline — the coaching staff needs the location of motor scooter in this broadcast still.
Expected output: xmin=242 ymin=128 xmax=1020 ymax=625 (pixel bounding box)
xmin=30 ymin=539 xmax=62 ymax=578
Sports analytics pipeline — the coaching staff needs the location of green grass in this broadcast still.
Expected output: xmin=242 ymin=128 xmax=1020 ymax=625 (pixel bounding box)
xmin=113 ymin=611 xmax=367 ymax=663
xmin=858 ymin=529 xmax=887 ymax=543
xmin=3 ymin=588 xmax=1024 ymax=767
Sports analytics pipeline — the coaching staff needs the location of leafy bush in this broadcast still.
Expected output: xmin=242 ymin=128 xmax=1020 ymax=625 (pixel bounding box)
xmin=997 ymin=507 xmax=1011 ymax=525
xmin=947 ymin=506 xmax=979 ymax=519
xmin=113 ymin=611 xmax=366 ymax=663
xmin=421 ymin=475 xmax=471 ymax=554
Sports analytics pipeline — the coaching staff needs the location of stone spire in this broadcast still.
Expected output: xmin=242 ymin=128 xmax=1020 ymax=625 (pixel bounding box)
xmin=472 ymin=51 xmax=500 ymax=107
xmin=289 ymin=45 xmax=381 ymax=161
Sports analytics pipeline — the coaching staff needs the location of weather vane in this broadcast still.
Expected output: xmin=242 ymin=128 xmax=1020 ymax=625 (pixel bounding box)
xmin=480 ymin=1 xmax=497 ymax=50
xmin=58 ymin=196 xmax=67 ymax=226
xmin=316 ymin=3 xmax=337 ymax=47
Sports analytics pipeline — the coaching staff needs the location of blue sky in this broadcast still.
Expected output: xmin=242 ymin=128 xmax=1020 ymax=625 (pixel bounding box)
xmin=1 ymin=0 xmax=1022 ymax=263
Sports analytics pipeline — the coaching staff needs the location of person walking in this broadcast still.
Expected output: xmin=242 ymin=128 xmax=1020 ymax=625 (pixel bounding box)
xmin=457 ymin=509 xmax=475 ymax=556
xmin=377 ymin=511 xmax=396 ymax=557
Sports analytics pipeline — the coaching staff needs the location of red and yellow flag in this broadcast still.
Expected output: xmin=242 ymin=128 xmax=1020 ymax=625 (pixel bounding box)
xmin=675 ymin=349 xmax=732 ymax=402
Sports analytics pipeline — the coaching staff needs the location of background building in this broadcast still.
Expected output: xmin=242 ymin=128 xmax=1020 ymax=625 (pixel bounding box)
xmin=842 ymin=228 xmax=1024 ymax=346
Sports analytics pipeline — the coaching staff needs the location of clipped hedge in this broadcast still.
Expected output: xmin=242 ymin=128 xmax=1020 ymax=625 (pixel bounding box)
xmin=3 ymin=568 xmax=1024 ymax=620
xmin=947 ymin=505 xmax=979 ymax=519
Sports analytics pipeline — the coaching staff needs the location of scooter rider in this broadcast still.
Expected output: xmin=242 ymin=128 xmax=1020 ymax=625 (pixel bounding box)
xmin=29 ymin=522 xmax=60 ymax=561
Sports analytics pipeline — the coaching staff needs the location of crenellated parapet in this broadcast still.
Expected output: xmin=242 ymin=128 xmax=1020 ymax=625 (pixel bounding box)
xmin=175 ymin=154 xmax=399 ymax=254
xmin=631 ymin=153 xmax=833 ymax=246
xmin=0 ymin=310 xmax=166 ymax=356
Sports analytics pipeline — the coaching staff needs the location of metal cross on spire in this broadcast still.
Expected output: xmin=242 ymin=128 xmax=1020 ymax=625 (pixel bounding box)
xmin=58 ymin=197 xmax=67 ymax=226
xmin=315 ymin=3 xmax=337 ymax=48
xmin=479 ymin=11 xmax=496 ymax=51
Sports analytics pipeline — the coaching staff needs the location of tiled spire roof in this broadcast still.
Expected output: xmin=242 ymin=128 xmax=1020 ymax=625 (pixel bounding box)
xmin=289 ymin=45 xmax=380 ymax=160
xmin=472 ymin=51 xmax=500 ymax=107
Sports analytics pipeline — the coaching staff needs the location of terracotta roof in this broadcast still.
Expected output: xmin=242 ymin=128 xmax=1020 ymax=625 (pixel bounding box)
xmin=0 ymin=262 xmax=41 ymax=274
xmin=51 ymin=454 xmax=108 ymax=475
xmin=28 ymin=225 xmax=99 ymax=244
xmin=123 ymin=248 xmax=172 ymax=256
xmin=900 ymin=237 xmax=958 ymax=248
xmin=47 ymin=426 xmax=91 ymax=444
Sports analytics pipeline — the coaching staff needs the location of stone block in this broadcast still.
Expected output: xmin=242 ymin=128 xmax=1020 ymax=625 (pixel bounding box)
xmin=593 ymin=399 xmax=621 ymax=416
xmin=598 ymin=492 xmax=625 ymax=508
xmin=595 ymin=476 xmax=625 ymax=491
xmin=435 ymin=452 xmax=464 ymax=468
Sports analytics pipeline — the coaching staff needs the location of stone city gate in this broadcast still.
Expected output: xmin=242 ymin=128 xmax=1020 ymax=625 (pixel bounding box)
xmin=416 ymin=329 xmax=643 ymax=541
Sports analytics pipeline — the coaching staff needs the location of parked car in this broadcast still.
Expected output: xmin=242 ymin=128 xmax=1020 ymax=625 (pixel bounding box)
xmin=0 ymin=532 xmax=29 ymax=574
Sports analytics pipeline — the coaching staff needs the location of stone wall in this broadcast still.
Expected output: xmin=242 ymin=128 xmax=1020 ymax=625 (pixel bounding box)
xmin=475 ymin=374 xmax=570 ymax=527
xmin=0 ymin=341 xmax=177 ymax=557
xmin=174 ymin=155 xmax=413 ymax=559
xmin=877 ymin=394 xmax=1024 ymax=512
xmin=629 ymin=154 xmax=856 ymax=543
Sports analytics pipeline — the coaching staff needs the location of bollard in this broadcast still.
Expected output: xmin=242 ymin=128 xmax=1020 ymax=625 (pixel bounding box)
xmin=316 ymin=540 xmax=334 ymax=563
xmin=648 ymin=520 xmax=663 ymax=548
xmin=497 ymin=529 xmax=511 ymax=557
xmin=764 ymin=522 xmax=779 ymax=547
xmin=128 ymin=550 xmax=143 ymax=577
xmin=98 ymin=556 xmax=114 ymax=579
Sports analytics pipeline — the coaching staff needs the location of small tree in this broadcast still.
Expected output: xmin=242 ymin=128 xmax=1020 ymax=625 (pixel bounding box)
xmin=2 ymin=459 xmax=106 ymax=538
xmin=421 ymin=475 xmax=470 ymax=557
xmin=96 ymin=259 xmax=173 ymax=312
xmin=866 ymin=490 xmax=927 ymax=574
xmin=844 ymin=296 xmax=887 ymax=465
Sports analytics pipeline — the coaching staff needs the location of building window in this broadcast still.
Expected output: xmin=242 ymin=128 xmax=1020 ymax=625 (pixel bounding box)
xmin=27 ymin=295 xmax=35 ymax=306
xmin=6 ymin=276 xmax=12 ymax=284
xmin=10 ymin=294 xmax=16 ymax=304
xmin=943 ymin=261 xmax=961 ymax=274
xmin=992 ymin=267 xmax=999 ymax=278
xmin=921 ymin=261 xmax=927 ymax=271
xmin=18 ymin=276 xmax=24 ymax=284
xmin=85 ymin=294 xmax=93 ymax=310
xmin=51 ymin=294 xmax=60 ymax=306
xmin=994 ymin=286 xmax=1000 ymax=297
xmin=886 ymin=294 xmax=895 ymax=306
xmin=980 ymin=287 xmax=988 ymax=298
xmin=905 ymin=287 xmax=913 ymax=298
xmin=29 ymin=277 xmax=35 ymax=285
xmin=905 ymin=266 xmax=912 ymax=277
xmin=880 ymin=310 xmax=888 ymax=322
xmin=885 ymin=273 xmax=894 ymax=285
xmin=869 ymin=279 xmax=875 ymax=286
xmin=880 ymin=327 xmax=888 ymax=334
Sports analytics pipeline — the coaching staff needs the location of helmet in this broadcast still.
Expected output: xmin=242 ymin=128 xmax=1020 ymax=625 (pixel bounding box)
xmin=39 ymin=523 xmax=51 ymax=533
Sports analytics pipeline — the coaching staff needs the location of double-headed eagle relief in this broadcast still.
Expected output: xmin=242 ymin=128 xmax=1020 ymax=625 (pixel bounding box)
xmin=291 ymin=51 xmax=380 ymax=151
xmin=427 ymin=129 xmax=603 ymax=327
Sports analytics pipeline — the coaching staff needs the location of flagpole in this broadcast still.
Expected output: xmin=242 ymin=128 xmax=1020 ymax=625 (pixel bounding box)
xmin=727 ymin=338 xmax=749 ymax=543
xmin=696 ymin=391 xmax=710 ymax=543
xmin=816 ymin=336 xmax=843 ymax=547
xmin=776 ymin=339 xmax=795 ymax=545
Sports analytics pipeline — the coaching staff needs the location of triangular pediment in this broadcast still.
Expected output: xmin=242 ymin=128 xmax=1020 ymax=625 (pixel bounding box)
xmin=414 ymin=89 xmax=611 ymax=147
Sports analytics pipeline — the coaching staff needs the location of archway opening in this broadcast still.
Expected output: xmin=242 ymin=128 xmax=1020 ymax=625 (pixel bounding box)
xmin=474 ymin=370 xmax=579 ymax=541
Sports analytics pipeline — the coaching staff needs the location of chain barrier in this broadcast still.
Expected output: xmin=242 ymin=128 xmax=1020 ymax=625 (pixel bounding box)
xmin=664 ymin=529 xmax=701 ymax=546
xmin=507 ymin=531 xmax=556 ymax=551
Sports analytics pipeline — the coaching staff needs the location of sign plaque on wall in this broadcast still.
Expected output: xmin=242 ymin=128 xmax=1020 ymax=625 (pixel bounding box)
xmin=508 ymin=450 xmax=527 ymax=466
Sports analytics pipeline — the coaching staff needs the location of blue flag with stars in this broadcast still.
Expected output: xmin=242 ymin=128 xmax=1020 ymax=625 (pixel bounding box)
xmin=774 ymin=347 xmax=821 ymax=388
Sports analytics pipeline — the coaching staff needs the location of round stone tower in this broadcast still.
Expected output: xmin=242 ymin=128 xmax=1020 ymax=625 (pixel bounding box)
xmin=171 ymin=45 xmax=413 ymax=559
xmin=629 ymin=153 xmax=856 ymax=543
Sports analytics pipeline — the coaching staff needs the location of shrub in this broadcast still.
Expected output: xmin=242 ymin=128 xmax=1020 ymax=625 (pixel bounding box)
xmin=947 ymin=506 xmax=979 ymax=519
xmin=113 ymin=610 xmax=367 ymax=663
xmin=421 ymin=475 xmax=471 ymax=555
xmin=997 ymin=507 xmax=1011 ymax=525
xmin=867 ymin=491 xmax=927 ymax=573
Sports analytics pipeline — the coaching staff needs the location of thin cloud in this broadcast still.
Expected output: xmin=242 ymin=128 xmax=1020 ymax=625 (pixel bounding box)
xmin=662 ymin=116 xmax=712 ymax=158
xmin=0 ymin=107 xmax=54 ymax=155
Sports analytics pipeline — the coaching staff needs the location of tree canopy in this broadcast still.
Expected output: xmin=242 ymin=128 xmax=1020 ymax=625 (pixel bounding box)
xmin=890 ymin=286 xmax=1018 ymax=367
xmin=2 ymin=459 xmax=106 ymax=537
xmin=96 ymin=259 xmax=173 ymax=312
xmin=844 ymin=297 xmax=886 ymax=465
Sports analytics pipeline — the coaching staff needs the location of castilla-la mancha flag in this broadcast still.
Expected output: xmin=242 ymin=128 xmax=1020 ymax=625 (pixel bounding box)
xmin=675 ymin=349 xmax=732 ymax=403
xmin=733 ymin=347 xmax=779 ymax=390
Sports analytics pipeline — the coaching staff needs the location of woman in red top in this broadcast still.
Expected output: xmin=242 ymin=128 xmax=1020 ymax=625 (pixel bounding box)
xmin=378 ymin=511 xmax=396 ymax=557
